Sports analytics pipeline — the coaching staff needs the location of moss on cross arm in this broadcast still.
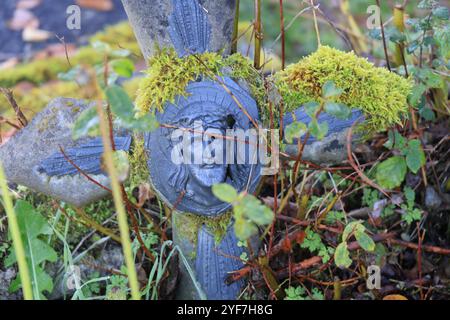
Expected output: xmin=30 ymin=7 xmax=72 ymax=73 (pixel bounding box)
xmin=274 ymin=46 xmax=413 ymax=132
xmin=134 ymin=48 xmax=266 ymax=116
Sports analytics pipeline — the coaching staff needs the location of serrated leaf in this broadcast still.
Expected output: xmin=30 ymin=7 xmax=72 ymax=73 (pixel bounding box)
xmin=376 ymin=156 xmax=407 ymax=189
xmin=284 ymin=121 xmax=307 ymax=144
xmin=334 ymin=242 xmax=352 ymax=268
xmin=405 ymin=139 xmax=426 ymax=174
xmin=324 ymin=102 xmax=351 ymax=119
xmin=322 ymin=81 xmax=343 ymax=98
xmin=72 ymin=106 xmax=100 ymax=140
xmin=212 ymin=183 xmax=238 ymax=203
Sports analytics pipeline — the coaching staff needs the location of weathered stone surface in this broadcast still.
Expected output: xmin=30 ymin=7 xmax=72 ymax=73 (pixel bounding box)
xmin=283 ymin=107 xmax=364 ymax=165
xmin=121 ymin=0 xmax=236 ymax=59
xmin=0 ymin=98 xmax=110 ymax=207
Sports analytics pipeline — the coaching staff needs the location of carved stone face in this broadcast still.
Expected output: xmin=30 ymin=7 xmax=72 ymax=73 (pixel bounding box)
xmin=145 ymin=78 xmax=261 ymax=216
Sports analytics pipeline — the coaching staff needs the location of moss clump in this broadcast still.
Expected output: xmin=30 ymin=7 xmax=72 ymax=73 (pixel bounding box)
xmin=173 ymin=211 xmax=233 ymax=251
xmin=135 ymin=48 xmax=265 ymax=116
xmin=274 ymin=46 xmax=413 ymax=132
xmin=128 ymin=134 xmax=150 ymax=189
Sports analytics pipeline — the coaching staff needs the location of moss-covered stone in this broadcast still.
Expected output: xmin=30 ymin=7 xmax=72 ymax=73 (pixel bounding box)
xmin=135 ymin=48 xmax=265 ymax=116
xmin=274 ymin=45 xmax=413 ymax=132
xmin=128 ymin=133 xmax=150 ymax=189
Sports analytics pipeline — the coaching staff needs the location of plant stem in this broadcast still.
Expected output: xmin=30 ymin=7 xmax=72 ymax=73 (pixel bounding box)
xmin=95 ymin=101 xmax=140 ymax=300
xmin=376 ymin=0 xmax=391 ymax=71
xmin=231 ymin=0 xmax=240 ymax=54
xmin=0 ymin=163 xmax=33 ymax=300
xmin=310 ymin=0 xmax=321 ymax=48
xmin=279 ymin=0 xmax=286 ymax=70
xmin=254 ymin=0 xmax=262 ymax=69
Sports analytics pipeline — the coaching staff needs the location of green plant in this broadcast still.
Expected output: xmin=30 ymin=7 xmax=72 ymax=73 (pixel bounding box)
xmin=334 ymin=221 xmax=375 ymax=268
xmin=212 ymin=183 xmax=274 ymax=241
xmin=284 ymin=286 xmax=324 ymax=300
xmin=4 ymin=200 xmax=57 ymax=299
xmin=376 ymin=130 xmax=426 ymax=189
xmin=301 ymin=228 xmax=334 ymax=263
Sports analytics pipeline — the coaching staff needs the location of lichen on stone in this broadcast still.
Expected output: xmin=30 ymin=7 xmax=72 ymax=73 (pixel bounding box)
xmin=274 ymin=45 xmax=413 ymax=132
xmin=135 ymin=48 xmax=265 ymax=116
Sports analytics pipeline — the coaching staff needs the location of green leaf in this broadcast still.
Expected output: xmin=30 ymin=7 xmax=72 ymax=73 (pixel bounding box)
xmin=303 ymin=101 xmax=320 ymax=117
xmin=408 ymin=84 xmax=427 ymax=107
xmin=106 ymin=85 xmax=158 ymax=132
xmin=308 ymin=119 xmax=328 ymax=141
xmin=342 ymin=221 xmax=365 ymax=241
xmin=376 ymin=156 xmax=407 ymax=189
xmin=384 ymin=130 xmax=407 ymax=152
xmin=354 ymin=230 xmax=376 ymax=252
xmin=239 ymin=195 xmax=274 ymax=226
xmin=72 ymin=106 xmax=99 ymax=140
xmin=110 ymin=59 xmax=135 ymax=78
xmin=405 ymin=139 xmax=426 ymax=174
xmin=284 ymin=121 xmax=307 ymax=144
xmin=324 ymin=102 xmax=351 ymax=119
xmin=234 ymin=217 xmax=258 ymax=241
xmin=334 ymin=242 xmax=352 ymax=268
xmin=404 ymin=186 xmax=415 ymax=207
xmin=322 ymin=81 xmax=343 ymax=99
xmin=6 ymin=201 xmax=57 ymax=299
xmin=212 ymin=183 xmax=238 ymax=203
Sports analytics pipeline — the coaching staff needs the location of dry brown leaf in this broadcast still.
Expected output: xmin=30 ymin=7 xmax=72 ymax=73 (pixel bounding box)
xmin=383 ymin=294 xmax=408 ymax=300
xmin=17 ymin=0 xmax=42 ymax=10
xmin=8 ymin=9 xmax=39 ymax=31
xmin=76 ymin=0 xmax=114 ymax=11
xmin=22 ymin=27 xmax=52 ymax=42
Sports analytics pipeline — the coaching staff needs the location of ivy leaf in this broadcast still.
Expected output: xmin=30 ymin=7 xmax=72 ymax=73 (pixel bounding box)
xmin=212 ymin=183 xmax=238 ymax=203
xmin=72 ymin=106 xmax=100 ymax=140
xmin=324 ymin=102 xmax=351 ymax=119
xmin=110 ymin=59 xmax=135 ymax=78
xmin=334 ymin=242 xmax=352 ymax=268
xmin=354 ymin=229 xmax=376 ymax=252
xmin=5 ymin=201 xmax=57 ymax=299
xmin=376 ymin=156 xmax=407 ymax=189
xmin=284 ymin=121 xmax=307 ymax=144
xmin=405 ymin=139 xmax=426 ymax=174
xmin=308 ymin=119 xmax=328 ymax=141
xmin=322 ymin=81 xmax=343 ymax=99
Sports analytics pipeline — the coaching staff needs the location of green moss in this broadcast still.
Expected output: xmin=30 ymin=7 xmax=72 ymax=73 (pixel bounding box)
xmin=128 ymin=134 xmax=150 ymax=189
xmin=274 ymin=46 xmax=413 ymax=132
xmin=135 ymin=48 xmax=265 ymax=116
xmin=0 ymin=81 xmax=90 ymax=118
xmin=0 ymin=22 xmax=138 ymax=88
xmin=173 ymin=211 xmax=233 ymax=250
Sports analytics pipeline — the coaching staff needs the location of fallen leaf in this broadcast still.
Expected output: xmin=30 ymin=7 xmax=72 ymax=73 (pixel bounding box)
xmin=383 ymin=294 xmax=408 ymax=300
xmin=8 ymin=9 xmax=39 ymax=31
xmin=22 ymin=27 xmax=52 ymax=42
xmin=76 ymin=0 xmax=114 ymax=11
xmin=17 ymin=0 xmax=42 ymax=10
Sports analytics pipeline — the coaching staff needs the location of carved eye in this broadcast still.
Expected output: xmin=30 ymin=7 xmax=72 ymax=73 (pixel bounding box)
xmin=226 ymin=115 xmax=236 ymax=128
